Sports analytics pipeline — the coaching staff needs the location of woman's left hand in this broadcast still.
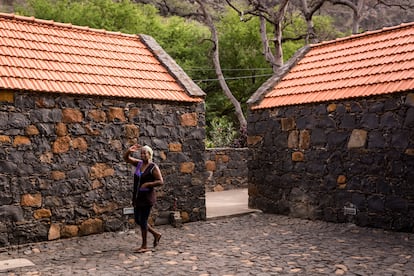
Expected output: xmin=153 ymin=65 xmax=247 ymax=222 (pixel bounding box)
xmin=140 ymin=183 xmax=150 ymax=188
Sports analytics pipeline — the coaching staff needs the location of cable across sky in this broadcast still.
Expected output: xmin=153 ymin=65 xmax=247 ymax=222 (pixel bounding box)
xmin=193 ymin=73 xmax=274 ymax=82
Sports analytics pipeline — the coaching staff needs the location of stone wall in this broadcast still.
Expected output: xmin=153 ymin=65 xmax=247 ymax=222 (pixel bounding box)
xmin=205 ymin=148 xmax=249 ymax=192
xmin=0 ymin=90 xmax=206 ymax=246
xmin=247 ymin=92 xmax=414 ymax=232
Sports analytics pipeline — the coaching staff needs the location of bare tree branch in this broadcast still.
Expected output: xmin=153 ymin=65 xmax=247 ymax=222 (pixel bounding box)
xmin=374 ymin=0 xmax=414 ymax=10
xmin=226 ymin=0 xmax=290 ymax=71
xmin=329 ymin=0 xmax=364 ymax=33
xmin=272 ymin=0 xmax=290 ymax=69
xmin=224 ymin=0 xmax=255 ymax=22
xmin=259 ymin=16 xmax=276 ymax=67
xmin=300 ymin=0 xmax=326 ymax=43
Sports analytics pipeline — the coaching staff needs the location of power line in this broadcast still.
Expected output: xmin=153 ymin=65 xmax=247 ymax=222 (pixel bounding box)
xmin=193 ymin=73 xmax=274 ymax=82
xmin=184 ymin=67 xmax=273 ymax=72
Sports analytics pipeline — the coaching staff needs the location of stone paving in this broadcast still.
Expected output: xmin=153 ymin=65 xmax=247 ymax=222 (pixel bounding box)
xmin=0 ymin=213 xmax=413 ymax=276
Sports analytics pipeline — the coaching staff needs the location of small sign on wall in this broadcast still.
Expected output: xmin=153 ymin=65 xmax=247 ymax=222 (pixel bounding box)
xmin=123 ymin=207 xmax=134 ymax=215
xmin=344 ymin=204 xmax=357 ymax=216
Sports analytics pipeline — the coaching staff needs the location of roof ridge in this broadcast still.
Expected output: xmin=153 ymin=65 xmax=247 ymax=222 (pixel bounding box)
xmin=0 ymin=12 xmax=135 ymax=38
xmin=310 ymin=21 xmax=414 ymax=48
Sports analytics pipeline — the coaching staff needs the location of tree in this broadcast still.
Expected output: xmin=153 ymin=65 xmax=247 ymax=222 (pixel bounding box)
xmin=226 ymin=0 xmax=290 ymax=72
xmin=15 ymin=0 xmax=163 ymax=33
xmin=193 ymin=0 xmax=247 ymax=130
xmin=299 ymin=0 xmax=326 ymax=43
xmin=327 ymin=0 xmax=366 ymax=34
xmin=217 ymin=9 xmax=272 ymax=107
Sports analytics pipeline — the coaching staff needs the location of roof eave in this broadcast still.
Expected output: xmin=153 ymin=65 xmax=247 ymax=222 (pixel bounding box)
xmin=139 ymin=34 xmax=206 ymax=100
xmin=247 ymin=45 xmax=310 ymax=108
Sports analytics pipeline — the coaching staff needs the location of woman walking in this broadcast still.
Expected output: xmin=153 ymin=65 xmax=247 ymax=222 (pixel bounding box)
xmin=124 ymin=144 xmax=163 ymax=253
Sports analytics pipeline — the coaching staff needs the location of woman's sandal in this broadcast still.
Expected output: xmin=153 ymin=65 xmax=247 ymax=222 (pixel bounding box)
xmin=134 ymin=247 xmax=150 ymax=253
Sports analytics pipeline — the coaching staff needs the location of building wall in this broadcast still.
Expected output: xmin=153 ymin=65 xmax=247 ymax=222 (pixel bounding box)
xmin=0 ymin=90 xmax=206 ymax=246
xmin=205 ymin=148 xmax=249 ymax=192
xmin=247 ymin=92 xmax=414 ymax=232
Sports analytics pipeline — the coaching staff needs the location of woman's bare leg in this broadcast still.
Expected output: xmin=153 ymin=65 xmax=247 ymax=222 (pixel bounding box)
xmin=147 ymin=224 xmax=161 ymax=247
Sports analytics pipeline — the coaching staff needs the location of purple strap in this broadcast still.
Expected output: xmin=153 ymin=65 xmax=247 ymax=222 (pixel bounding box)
xmin=134 ymin=161 xmax=142 ymax=177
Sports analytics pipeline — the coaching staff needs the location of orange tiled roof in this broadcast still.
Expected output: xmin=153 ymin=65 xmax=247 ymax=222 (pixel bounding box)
xmin=0 ymin=13 xmax=204 ymax=102
xmin=250 ymin=22 xmax=414 ymax=109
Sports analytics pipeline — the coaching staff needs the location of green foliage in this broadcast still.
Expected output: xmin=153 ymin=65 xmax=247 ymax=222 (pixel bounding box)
xmin=219 ymin=9 xmax=273 ymax=88
xmin=155 ymin=16 xmax=210 ymax=74
xmin=313 ymin=15 xmax=346 ymax=42
xmin=282 ymin=12 xmax=343 ymax=59
xmin=205 ymin=117 xmax=237 ymax=148
xmin=15 ymin=0 xmax=162 ymax=34
xmin=204 ymin=8 xmax=273 ymax=126
xmin=282 ymin=12 xmax=307 ymax=60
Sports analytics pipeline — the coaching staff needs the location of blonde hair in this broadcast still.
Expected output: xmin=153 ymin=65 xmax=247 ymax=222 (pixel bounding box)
xmin=142 ymin=145 xmax=153 ymax=160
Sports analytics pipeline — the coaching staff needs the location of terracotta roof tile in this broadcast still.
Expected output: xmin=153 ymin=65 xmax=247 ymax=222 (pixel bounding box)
xmin=0 ymin=13 xmax=204 ymax=102
xmin=251 ymin=22 xmax=414 ymax=109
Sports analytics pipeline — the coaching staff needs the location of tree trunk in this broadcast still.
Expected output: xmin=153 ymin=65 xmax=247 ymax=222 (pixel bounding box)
xmin=260 ymin=16 xmax=277 ymax=71
xmin=272 ymin=0 xmax=289 ymax=70
xmin=300 ymin=0 xmax=326 ymax=44
xmin=196 ymin=0 xmax=247 ymax=128
xmin=329 ymin=0 xmax=363 ymax=34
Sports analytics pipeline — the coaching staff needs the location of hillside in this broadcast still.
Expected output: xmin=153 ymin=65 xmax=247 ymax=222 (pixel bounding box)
xmin=1 ymin=0 xmax=413 ymax=33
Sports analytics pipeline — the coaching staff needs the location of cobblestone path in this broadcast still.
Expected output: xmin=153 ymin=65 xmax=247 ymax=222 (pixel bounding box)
xmin=1 ymin=213 xmax=413 ymax=275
